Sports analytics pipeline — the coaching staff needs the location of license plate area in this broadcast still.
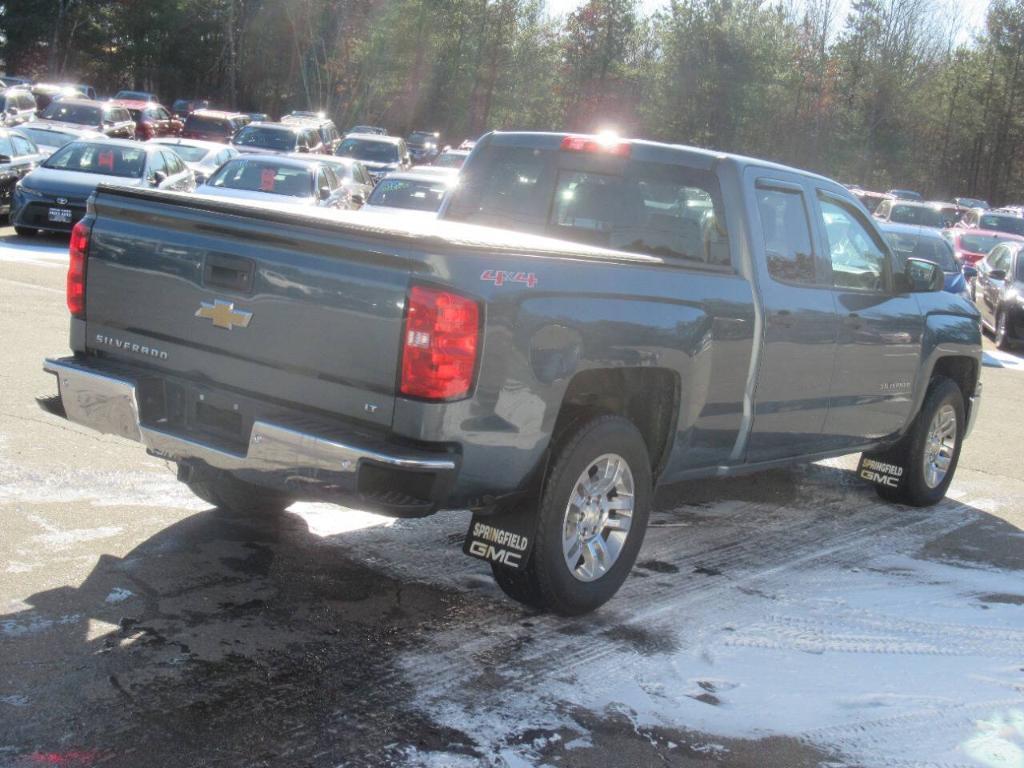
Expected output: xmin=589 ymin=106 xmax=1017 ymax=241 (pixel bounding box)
xmin=48 ymin=207 xmax=72 ymax=224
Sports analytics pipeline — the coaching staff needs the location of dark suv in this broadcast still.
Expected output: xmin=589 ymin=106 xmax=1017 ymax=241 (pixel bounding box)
xmin=182 ymin=110 xmax=250 ymax=143
xmin=282 ymin=113 xmax=341 ymax=153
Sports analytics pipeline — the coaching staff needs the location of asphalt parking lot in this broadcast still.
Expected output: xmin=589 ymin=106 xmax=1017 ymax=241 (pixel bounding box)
xmin=2 ymin=225 xmax=1024 ymax=768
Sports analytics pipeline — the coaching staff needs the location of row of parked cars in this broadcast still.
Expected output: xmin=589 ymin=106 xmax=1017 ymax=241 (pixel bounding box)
xmin=0 ymin=111 xmax=473 ymax=242
xmin=846 ymin=186 xmax=1024 ymax=350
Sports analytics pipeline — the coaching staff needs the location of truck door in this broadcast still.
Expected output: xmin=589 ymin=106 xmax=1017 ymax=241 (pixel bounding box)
xmin=813 ymin=190 xmax=923 ymax=447
xmin=743 ymin=172 xmax=839 ymax=462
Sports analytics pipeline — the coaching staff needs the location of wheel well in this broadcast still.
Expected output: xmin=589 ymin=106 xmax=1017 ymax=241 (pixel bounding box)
xmin=931 ymin=356 xmax=978 ymax=402
xmin=553 ymin=367 xmax=679 ymax=477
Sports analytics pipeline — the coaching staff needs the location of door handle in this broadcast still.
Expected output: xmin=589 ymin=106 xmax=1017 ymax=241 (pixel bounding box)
xmin=844 ymin=312 xmax=863 ymax=329
xmin=769 ymin=309 xmax=793 ymax=328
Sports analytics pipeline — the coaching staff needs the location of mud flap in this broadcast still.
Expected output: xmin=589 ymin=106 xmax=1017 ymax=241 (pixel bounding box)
xmin=857 ymin=454 xmax=906 ymax=490
xmin=463 ymin=506 xmax=538 ymax=571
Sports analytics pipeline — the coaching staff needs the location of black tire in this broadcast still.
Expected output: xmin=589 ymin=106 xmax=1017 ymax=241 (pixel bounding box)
xmin=14 ymin=226 xmax=36 ymax=237
xmin=995 ymin=310 xmax=1013 ymax=350
xmin=869 ymin=377 xmax=965 ymax=507
xmin=184 ymin=468 xmax=293 ymax=517
xmin=491 ymin=415 xmax=652 ymax=616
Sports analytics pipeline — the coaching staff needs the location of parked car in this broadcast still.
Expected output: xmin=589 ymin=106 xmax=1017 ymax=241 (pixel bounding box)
xmin=29 ymin=83 xmax=81 ymax=112
xmin=407 ymin=130 xmax=441 ymax=163
xmin=171 ymin=99 xmax=209 ymax=119
xmin=335 ymin=133 xmax=410 ymax=181
xmin=926 ymin=201 xmax=959 ymax=227
xmin=148 ymin=138 xmax=238 ymax=184
xmin=244 ymin=112 xmax=270 ymax=123
xmin=879 ymin=222 xmax=970 ymax=299
xmin=182 ymin=109 xmax=250 ymax=143
xmin=349 ymin=125 xmax=387 ymax=135
xmin=851 ymin=188 xmax=889 ymax=214
xmin=974 ymin=240 xmax=1024 ymax=348
xmin=941 ymin=228 xmax=1024 ymax=266
xmin=113 ymin=90 xmax=158 ymax=102
xmin=281 ymin=114 xmax=341 ymax=153
xmin=11 ymin=139 xmax=194 ymax=235
xmin=38 ymin=99 xmax=135 ymax=139
xmin=41 ymin=130 xmax=982 ymax=615
xmin=70 ymin=84 xmax=97 ymax=100
xmin=0 ymin=128 xmax=43 ymax=218
xmin=15 ymin=122 xmax=104 ymax=158
xmin=196 ymin=155 xmax=350 ymax=210
xmin=954 ymin=196 xmax=988 ymax=211
xmin=958 ymin=208 xmax=1024 ymax=236
xmin=409 ymin=165 xmax=459 ymax=180
xmin=432 ymin=148 xmax=470 ymax=169
xmin=0 ymin=88 xmax=38 ymax=127
xmin=887 ymin=188 xmax=923 ymax=201
xmin=0 ymin=75 xmax=32 ymax=88
xmin=111 ymin=100 xmax=183 ymax=140
xmin=872 ymin=198 xmax=945 ymax=227
xmin=285 ymin=153 xmax=374 ymax=208
xmin=231 ymin=122 xmax=324 ymax=155
xmin=358 ymin=170 xmax=453 ymax=218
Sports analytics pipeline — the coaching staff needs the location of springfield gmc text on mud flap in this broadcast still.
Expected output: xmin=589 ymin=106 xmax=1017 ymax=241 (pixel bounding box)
xmin=42 ymin=132 xmax=983 ymax=615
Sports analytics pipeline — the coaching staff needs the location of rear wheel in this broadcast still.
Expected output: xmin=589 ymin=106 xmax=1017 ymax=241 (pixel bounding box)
xmin=870 ymin=377 xmax=964 ymax=507
xmin=14 ymin=226 xmax=36 ymax=237
xmin=183 ymin=467 xmax=293 ymax=517
xmin=491 ymin=415 xmax=652 ymax=615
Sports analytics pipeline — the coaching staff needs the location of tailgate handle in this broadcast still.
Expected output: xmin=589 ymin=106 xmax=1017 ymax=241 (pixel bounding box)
xmin=203 ymin=253 xmax=255 ymax=293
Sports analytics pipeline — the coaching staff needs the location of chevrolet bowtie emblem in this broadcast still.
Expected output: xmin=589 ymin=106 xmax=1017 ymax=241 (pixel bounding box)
xmin=195 ymin=299 xmax=252 ymax=330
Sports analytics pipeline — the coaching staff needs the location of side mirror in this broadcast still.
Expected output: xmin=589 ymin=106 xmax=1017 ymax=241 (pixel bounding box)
xmin=988 ymin=268 xmax=1007 ymax=281
xmin=7 ymin=107 xmax=16 ymax=115
xmin=151 ymin=170 xmax=167 ymax=187
xmin=350 ymin=192 xmax=365 ymax=206
xmin=0 ymin=154 xmax=10 ymax=164
xmin=905 ymin=257 xmax=944 ymax=292
xmin=963 ymin=265 xmax=978 ymax=280
xmin=318 ymin=185 xmax=332 ymax=201
xmin=298 ymin=146 xmax=309 ymax=154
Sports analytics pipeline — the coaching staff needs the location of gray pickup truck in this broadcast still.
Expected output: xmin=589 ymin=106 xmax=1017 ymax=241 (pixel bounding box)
xmin=43 ymin=132 xmax=982 ymax=615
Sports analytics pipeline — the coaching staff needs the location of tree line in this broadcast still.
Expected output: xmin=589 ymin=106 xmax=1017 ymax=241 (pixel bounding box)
xmin=4 ymin=0 xmax=1024 ymax=204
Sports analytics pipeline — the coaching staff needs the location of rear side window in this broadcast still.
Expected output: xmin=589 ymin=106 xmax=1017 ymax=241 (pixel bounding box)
xmin=756 ymin=186 xmax=815 ymax=284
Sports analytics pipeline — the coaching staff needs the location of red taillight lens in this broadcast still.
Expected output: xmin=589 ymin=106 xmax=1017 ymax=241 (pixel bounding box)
xmin=560 ymin=135 xmax=631 ymax=157
xmin=400 ymin=285 xmax=480 ymax=401
xmin=67 ymin=220 xmax=90 ymax=317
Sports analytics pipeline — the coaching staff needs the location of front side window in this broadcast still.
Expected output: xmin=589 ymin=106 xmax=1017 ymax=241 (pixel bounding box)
xmin=11 ymin=134 xmax=35 ymax=156
xmin=757 ymin=187 xmax=815 ymax=284
xmin=819 ymin=195 xmax=889 ymax=291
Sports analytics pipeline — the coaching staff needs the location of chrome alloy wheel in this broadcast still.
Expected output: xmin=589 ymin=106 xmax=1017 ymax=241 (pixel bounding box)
xmin=562 ymin=453 xmax=635 ymax=582
xmin=923 ymin=404 xmax=957 ymax=489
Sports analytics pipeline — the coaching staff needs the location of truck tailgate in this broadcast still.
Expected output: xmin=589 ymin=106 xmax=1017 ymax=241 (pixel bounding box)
xmin=84 ymin=189 xmax=412 ymax=429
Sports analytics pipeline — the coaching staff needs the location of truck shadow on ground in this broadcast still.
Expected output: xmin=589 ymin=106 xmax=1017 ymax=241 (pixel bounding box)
xmin=1 ymin=461 xmax=1021 ymax=768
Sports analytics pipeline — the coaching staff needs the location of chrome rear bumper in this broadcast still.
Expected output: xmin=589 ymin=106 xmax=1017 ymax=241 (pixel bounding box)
xmin=43 ymin=356 xmax=457 ymax=514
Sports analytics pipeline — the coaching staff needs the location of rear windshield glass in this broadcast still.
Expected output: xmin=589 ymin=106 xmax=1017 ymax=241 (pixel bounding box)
xmin=888 ymin=205 xmax=943 ymax=227
xmin=885 ymin=232 xmax=958 ymax=272
xmin=43 ymin=142 xmax=146 ymax=178
xmin=433 ymin=151 xmax=467 ymax=168
xmin=41 ymin=102 xmax=102 ymax=125
xmin=446 ymin=144 xmax=730 ymax=266
xmin=959 ymin=234 xmax=1004 ymax=254
xmin=367 ymin=178 xmax=446 ymax=211
xmin=207 ymin=159 xmax=312 ymax=197
xmin=19 ymin=127 xmax=78 ymax=148
xmin=232 ymin=126 xmax=296 ymax=151
xmin=979 ymin=214 xmax=1024 ymax=235
xmin=336 ymin=138 xmax=399 ymax=163
xmin=186 ymin=115 xmax=229 ymax=133
xmin=160 ymin=144 xmax=208 ymax=163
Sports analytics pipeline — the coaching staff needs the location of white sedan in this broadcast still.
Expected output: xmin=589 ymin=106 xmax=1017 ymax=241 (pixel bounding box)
xmin=147 ymin=137 xmax=238 ymax=184
xmin=196 ymin=155 xmax=350 ymax=210
xmin=358 ymin=170 xmax=455 ymax=219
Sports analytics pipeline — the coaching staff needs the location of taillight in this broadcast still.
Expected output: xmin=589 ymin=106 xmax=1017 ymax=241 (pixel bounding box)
xmin=67 ymin=219 xmax=90 ymax=317
xmin=400 ymin=285 xmax=480 ymax=401
xmin=560 ymin=134 xmax=631 ymax=157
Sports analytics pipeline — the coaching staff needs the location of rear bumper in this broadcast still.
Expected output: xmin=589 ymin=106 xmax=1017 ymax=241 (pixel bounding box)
xmin=43 ymin=356 xmax=460 ymax=516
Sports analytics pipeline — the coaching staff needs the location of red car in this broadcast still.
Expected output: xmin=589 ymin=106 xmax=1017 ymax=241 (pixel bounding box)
xmin=182 ymin=109 xmax=250 ymax=143
xmin=111 ymin=99 xmax=183 ymax=140
xmin=943 ymin=228 xmax=1024 ymax=265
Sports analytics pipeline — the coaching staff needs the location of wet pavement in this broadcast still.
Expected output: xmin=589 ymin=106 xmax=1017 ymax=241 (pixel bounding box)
xmin=2 ymin=227 xmax=1024 ymax=767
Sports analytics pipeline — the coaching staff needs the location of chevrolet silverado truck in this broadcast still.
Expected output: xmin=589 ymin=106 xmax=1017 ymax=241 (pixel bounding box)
xmin=42 ymin=132 xmax=982 ymax=615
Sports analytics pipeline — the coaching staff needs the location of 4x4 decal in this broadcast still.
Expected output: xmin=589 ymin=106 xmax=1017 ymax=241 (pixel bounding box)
xmin=481 ymin=269 xmax=537 ymax=287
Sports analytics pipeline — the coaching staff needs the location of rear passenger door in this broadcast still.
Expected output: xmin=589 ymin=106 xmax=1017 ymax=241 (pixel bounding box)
xmin=744 ymin=170 xmax=839 ymax=462
xmin=814 ymin=190 xmax=923 ymax=447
